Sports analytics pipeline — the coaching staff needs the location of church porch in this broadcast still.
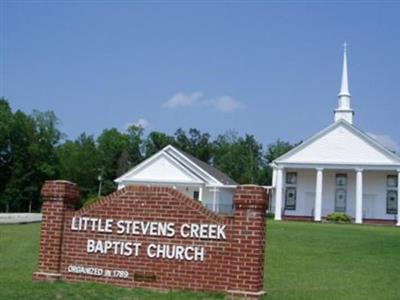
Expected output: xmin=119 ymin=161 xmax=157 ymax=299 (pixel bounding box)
xmin=271 ymin=166 xmax=400 ymax=225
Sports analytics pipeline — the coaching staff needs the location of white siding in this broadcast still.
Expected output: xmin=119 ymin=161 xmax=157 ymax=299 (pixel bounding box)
xmin=120 ymin=182 xmax=235 ymax=215
xmin=272 ymin=169 xmax=397 ymax=221
xmin=219 ymin=189 xmax=235 ymax=213
xmin=283 ymin=169 xmax=315 ymax=217
xmin=202 ymin=188 xmax=235 ymax=214
xmin=123 ymin=155 xmax=199 ymax=183
xmin=176 ymin=186 xmax=199 ymax=201
xmin=363 ymin=171 xmax=397 ymax=220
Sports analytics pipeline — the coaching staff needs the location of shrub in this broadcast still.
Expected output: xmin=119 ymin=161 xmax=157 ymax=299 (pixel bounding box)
xmin=326 ymin=212 xmax=352 ymax=223
xmin=266 ymin=212 xmax=275 ymax=219
xmin=83 ymin=196 xmax=102 ymax=208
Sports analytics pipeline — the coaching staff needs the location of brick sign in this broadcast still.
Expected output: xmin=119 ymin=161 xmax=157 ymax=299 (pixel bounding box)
xmin=33 ymin=180 xmax=267 ymax=298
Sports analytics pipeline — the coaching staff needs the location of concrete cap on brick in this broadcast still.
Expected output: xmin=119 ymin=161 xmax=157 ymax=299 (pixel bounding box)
xmin=41 ymin=180 xmax=80 ymax=204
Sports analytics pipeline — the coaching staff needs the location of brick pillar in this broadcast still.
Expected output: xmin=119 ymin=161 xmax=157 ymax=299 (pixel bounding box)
xmin=33 ymin=180 xmax=80 ymax=281
xmin=228 ymin=185 xmax=267 ymax=299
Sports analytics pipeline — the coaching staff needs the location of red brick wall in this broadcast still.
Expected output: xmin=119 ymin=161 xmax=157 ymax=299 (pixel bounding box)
xmin=34 ymin=181 xmax=267 ymax=298
xmin=35 ymin=181 xmax=80 ymax=279
xmin=230 ymin=186 xmax=267 ymax=295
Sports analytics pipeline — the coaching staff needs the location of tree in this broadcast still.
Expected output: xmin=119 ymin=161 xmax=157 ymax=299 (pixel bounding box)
xmin=241 ymin=134 xmax=265 ymax=184
xmin=57 ymin=134 xmax=100 ymax=200
xmin=144 ymin=131 xmax=174 ymax=157
xmin=174 ymin=128 xmax=213 ymax=163
xmin=212 ymin=131 xmax=264 ymax=184
xmin=124 ymin=125 xmax=144 ymax=170
xmin=0 ymin=99 xmax=14 ymax=211
xmin=262 ymin=139 xmax=297 ymax=185
xmin=1 ymin=108 xmax=62 ymax=212
xmin=0 ymin=97 xmax=300 ymax=211
xmin=97 ymin=128 xmax=130 ymax=195
xmin=174 ymin=128 xmax=191 ymax=152
xmin=30 ymin=110 xmax=62 ymax=179
xmin=57 ymin=126 xmax=144 ymax=203
xmin=265 ymin=139 xmax=295 ymax=163
xmin=4 ymin=110 xmax=38 ymax=211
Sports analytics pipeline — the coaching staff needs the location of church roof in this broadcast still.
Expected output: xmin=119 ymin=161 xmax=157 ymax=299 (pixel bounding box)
xmin=115 ymin=145 xmax=237 ymax=186
xmin=274 ymin=119 xmax=400 ymax=169
xmin=172 ymin=147 xmax=238 ymax=185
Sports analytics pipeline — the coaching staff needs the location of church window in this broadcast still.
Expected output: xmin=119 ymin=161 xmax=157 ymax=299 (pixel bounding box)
xmin=387 ymin=175 xmax=398 ymax=188
xmin=336 ymin=174 xmax=347 ymax=187
xmin=285 ymin=187 xmax=296 ymax=210
xmin=335 ymin=174 xmax=347 ymax=212
xmin=286 ymin=172 xmax=297 ymax=185
xmin=285 ymin=172 xmax=297 ymax=210
xmin=335 ymin=189 xmax=347 ymax=212
xmin=387 ymin=190 xmax=397 ymax=214
xmin=387 ymin=175 xmax=398 ymax=214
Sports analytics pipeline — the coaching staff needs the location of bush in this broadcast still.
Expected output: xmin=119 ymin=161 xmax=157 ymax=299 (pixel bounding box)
xmin=326 ymin=212 xmax=352 ymax=223
xmin=83 ymin=196 xmax=102 ymax=208
xmin=266 ymin=212 xmax=275 ymax=219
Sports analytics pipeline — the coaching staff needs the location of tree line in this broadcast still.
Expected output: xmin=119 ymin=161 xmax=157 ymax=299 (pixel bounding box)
xmin=0 ymin=98 xmax=297 ymax=212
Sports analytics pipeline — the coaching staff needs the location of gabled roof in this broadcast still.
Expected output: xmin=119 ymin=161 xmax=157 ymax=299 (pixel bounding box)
xmin=274 ymin=119 xmax=400 ymax=167
xmin=172 ymin=147 xmax=237 ymax=185
xmin=115 ymin=145 xmax=237 ymax=186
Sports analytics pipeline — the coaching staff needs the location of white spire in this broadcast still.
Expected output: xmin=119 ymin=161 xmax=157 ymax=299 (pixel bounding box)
xmin=339 ymin=42 xmax=350 ymax=97
xmin=334 ymin=42 xmax=354 ymax=124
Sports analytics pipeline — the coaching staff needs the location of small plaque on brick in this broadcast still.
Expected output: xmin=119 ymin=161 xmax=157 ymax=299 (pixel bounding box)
xmin=134 ymin=273 xmax=156 ymax=282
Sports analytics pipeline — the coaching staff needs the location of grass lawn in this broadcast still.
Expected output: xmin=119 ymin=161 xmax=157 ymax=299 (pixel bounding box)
xmin=1 ymin=221 xmax=400 ymax=300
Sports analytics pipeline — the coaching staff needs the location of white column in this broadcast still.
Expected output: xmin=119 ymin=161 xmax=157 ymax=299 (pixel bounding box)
xmin=270 ymin=167 xmax=277 ymax=213
xmin=216 ymin=188 xmax=220 ymax=213
xmin=272 ymin=167 xmax=277 ymax=188
xmin=355 ymin=168 xmax=363 ymax=224
xmin=314 ymin=168 xmax=323 ymax=222
xmin=212 ymin=188 xmax=217 ymax=212
xmin=274 ymin=167 xmax=284 ymax=221
xmin=198 ymin=186 xmax=203 ymax=202
xmin=397 ymin=170 xmax=400 ymax=226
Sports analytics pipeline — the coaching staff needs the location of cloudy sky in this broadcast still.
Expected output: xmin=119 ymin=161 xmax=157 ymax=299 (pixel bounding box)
xmin=2 ymin=2 xmax=400 ymax=151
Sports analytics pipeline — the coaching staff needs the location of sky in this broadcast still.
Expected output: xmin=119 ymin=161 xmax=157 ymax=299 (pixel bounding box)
xmin=1 ymin=1 xmax=400 ymax=151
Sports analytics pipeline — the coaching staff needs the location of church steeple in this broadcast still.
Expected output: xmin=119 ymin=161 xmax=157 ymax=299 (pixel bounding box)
xmin=334 ymin=42 xmax=354 ymax=124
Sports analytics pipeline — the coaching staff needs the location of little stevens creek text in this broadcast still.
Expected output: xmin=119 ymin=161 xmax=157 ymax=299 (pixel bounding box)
xmin=71 ymin=217 xmax=227 ymax=262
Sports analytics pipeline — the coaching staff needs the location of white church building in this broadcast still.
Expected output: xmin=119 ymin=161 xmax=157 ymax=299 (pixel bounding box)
xmin=115 ymin=145 xmax=237 ymax=214
xmin=271 ymin=46 xmax=400 ymax=225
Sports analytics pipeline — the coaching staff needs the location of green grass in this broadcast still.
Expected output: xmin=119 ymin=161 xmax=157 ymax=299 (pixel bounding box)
xmin=1 ymin=221 xmax=400 ymax=299
xmin=267 ymin=221 xmax=400 ymax=300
